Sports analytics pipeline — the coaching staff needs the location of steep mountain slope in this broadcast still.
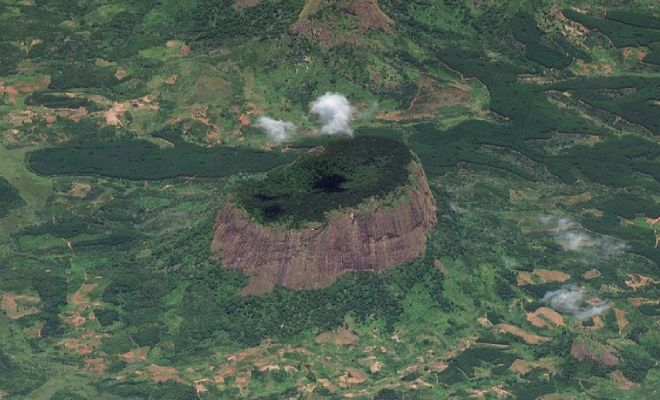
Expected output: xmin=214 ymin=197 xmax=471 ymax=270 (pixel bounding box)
xmin=212 ymin=163 xmax=436 ymax=293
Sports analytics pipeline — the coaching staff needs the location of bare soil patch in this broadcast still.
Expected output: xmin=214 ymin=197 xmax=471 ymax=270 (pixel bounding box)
xmin=164 ymin=74 xmax=178 ymax=85
xmin=70 ymin=283 xmax=98 ymax=307
xmin=526 ymin=307 xmax=565 ymax=328
xmin=105 ymin=96 xmax=159 ymax=126
xmin=338 ymin=368 xmax=367 ymax=387
xmin=1 ymin=292 xmax=40 ymax=319
xmin=613 ymin=308 xmax=629 ymax=333
xmin=517 ymin=269 xmax=570 ymax=286
xmin=315 ymin=327 xmax=359 ymax=346
xmin=60 ymin=332 xmax=105 ymax=355
xmin=68 ymin=182 xmax=92 ymax=198
xmin=227 ymin=346 xmax=262 ymax=363
xmin=582 ymin=315 xmax=604 ymax=331
xmin=624 ymin=273 xmax=658 ymax=290
xmin=495 ymin=324 xmax=550 ymax=345
xmin=646 ymin=215 xmax=660 ymax=226
xmin=180 ymin=44 xmax=191 ymax=56
xmin=574 ymin=60 xmax=614 ymax=76
xmin=571 ymin=339 xmax=618 ymax=366
xmin=533 ymin=268 xmax=571 ymax=283
xmin=115 ymin=68 xmax=127 ymax=80
xmin=142 ymin=364 xmax=186 ymax=384
xmin=84 ymin=357 xmax=107 ymax=376
xmin=62 ymin=282 xmax=100 ymax=327
xmin=317 ymin=378 xmax=338 ymax=393
xmin=213 ymin=365 xmax=238 ymax=384
xmin=0 ymin=82 xmax=20 ymax=103
xmin=64 ymin=312 xmax=86 ymax=327
xmin=290 ymin=19 xmax=360 ymax=48
xmin=239 ymin=113 xmax=251 ymax=127
xmin=8 ymin=110 xmax=38 ymax=125
xmin=622 ymin=47 xmax=647 ymax=61
xmin=516 ymin=271 xmax=535 ymax=286
xmin=0 ymin=76 xmax=50 ymax=103
xmin=120 ymin=347 xmax=149 ymax=363
xmin=171 ymin=104 xmax=223 ymax=146
xmin=369 ymin=360 xmax=383 ymax=373
xmin=509 ymin=358 xmax=556 ymax=376
xmin=468 ymin=385 xmax=509 ymax=399
xmin=347 ymin=0 xmax=393 ymax=32
xmin=582 ymin=268 xmax=601 ymax=280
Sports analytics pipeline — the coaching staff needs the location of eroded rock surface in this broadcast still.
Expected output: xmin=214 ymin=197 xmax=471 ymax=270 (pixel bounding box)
xmin=212 ymin=167 xmax=436 ymax=294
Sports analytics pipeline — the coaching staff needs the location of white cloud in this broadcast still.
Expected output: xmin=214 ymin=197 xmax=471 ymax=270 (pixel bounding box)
xmin=559 ymin=231 xmax=594 ymax=251
xmin=545 ymin=216 xmax=627 ymax=256
xmin=542 ymin=284 xmax=610 ymax=320
xmin=310 ymin=92 xmax=355 ymax=136
xmin=254 ymin=116 xmax=296 ymax=143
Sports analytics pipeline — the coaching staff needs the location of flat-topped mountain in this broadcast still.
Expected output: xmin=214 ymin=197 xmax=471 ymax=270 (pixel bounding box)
xmin=211 ymin=136 xmax=437 ymax=294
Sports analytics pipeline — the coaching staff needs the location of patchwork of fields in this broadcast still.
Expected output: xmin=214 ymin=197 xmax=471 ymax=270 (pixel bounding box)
xmin=0 ymin=1 xmax=658 ymax=399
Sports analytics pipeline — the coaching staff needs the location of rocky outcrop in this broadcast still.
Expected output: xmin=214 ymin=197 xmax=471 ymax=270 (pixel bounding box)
xmin=211 ymin=166 xmax=436 ymax=294
xmin=571 ymin=339 xmax=619 ymax=367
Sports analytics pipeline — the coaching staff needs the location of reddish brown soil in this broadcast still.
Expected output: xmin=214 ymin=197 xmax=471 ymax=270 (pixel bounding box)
xmin=120 ymin=347 xmax=149 ymax=363
xmin=164 ymin=74 xmax=178 ymax=85
xmin=338 ymin=368 xmax=368 ymax=387
xmin=0 ymin=76 xmax=50 ymax=103
xmin=60 ymin=332 xmax=104 ymax=355
xmin=84 ymin=357 xmax=107 ymax=376
xmin=315 ymin=327 xmax=359 ymax=345
xmin=139 ymin=364 xmax=187 ymax=384
xmin=526 ymin=307 xmax=565 ymax=328
xmin=495 ymin=324 xmax=550 ymax=345
xmin=346 ymin=0 xmax=393 ymax=32
xmin=571 ymin=340 xmax=618 ymax=366
xmin=624 ymin=273 xmax=658 ymax=290
xmin=115 ymin=68 xmax=127 ymax=80
xmin=239 ymin=113 xmax=251 ymax=127
xmin=290 ymin=19 xmax=360 ymax=48
xmin=1 ymin=292 xmax=40 ymax=319
xmin=212 ymin=166 xmax=436 ymax=294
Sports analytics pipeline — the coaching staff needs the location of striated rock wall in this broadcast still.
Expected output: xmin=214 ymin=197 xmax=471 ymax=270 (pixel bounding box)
xmin=211 ymin=166 xmax=437 ymax=294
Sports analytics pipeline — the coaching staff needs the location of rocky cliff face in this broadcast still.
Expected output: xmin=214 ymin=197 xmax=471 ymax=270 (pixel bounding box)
xmin=211 ymin=166 xmax=437 ymax=294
